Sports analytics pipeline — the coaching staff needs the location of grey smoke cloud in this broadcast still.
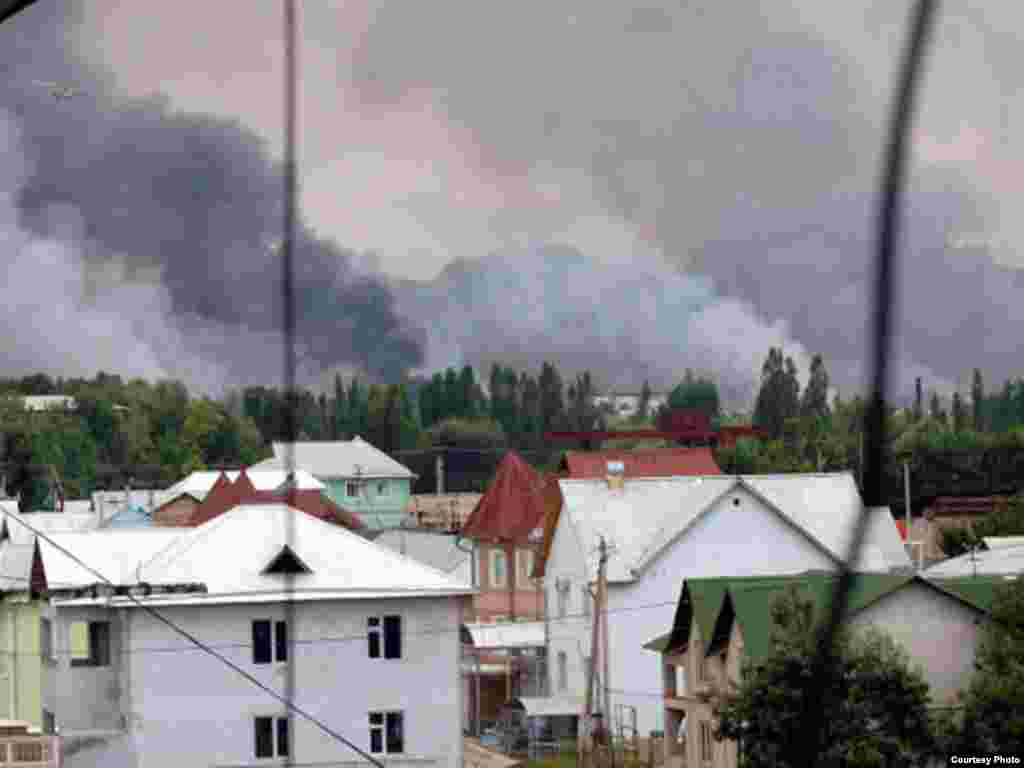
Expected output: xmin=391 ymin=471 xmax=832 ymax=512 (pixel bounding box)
xmin=2 ymin=1 xmax=1018 ymax=406
xmin=0 ymin=1 xmax=423 ymax=392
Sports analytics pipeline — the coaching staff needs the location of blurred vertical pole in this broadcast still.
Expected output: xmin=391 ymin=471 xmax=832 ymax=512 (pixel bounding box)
xmin=282 ymin=0 xmax=298 ymax=765
xmin=803 ymin=0 xmax=939 ymax=763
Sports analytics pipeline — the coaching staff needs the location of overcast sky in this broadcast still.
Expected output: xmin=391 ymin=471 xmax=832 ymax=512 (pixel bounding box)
xmin=1 ymin=1 xmax=1022 ymax=403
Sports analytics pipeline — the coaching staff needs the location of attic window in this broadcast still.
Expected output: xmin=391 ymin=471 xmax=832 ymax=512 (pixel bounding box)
xmin=262 ymin=546 xmax=312 ymax=576
xmin=0 ymin=520 xmax=8 ymax=544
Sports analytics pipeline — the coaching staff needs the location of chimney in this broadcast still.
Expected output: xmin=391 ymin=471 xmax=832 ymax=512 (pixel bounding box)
xmin=606 ymin=461 xmax=625 ymax=491
xmin=436 ymin=454 xmax=445 ymax=495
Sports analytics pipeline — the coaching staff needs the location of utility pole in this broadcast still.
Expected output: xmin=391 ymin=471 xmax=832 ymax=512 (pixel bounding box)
xmin=600 ymin=538 xmax=612 ymax=768
xmin=903 ymin=462 xmax=913 ymax=568
xmin=580 ymin=537 xmax=609 ymax=761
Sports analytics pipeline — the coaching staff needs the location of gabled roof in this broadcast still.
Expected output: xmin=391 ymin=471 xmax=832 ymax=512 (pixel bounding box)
xmin=461 ymin=453 xmax=547 ymax=544
xmin=560 ymin=447 xmax=721 ymax=478
xmin=165 ymin=469 xmax=324 ymax=500
xmin=129 ymin=504 xmax=472 ymax=604
xmin=370 ymin=529 xmax=473 ymax=585
xmin=249 ymin=437 xmax=415 ymax=479
xmin=645 ymin=572 xmax=996 ymax=665
xmin=557 ymin=473 xmax=909 ymax=583
xmin=464 ymin=621 xmax=545 ymax=649
xmin=188 ymin=471 xmax=365 ymax=531
xmin=38 ymin=529 xmax=186 ymax=588
xmin=924 ymin=544 xmax=1024 ymax=577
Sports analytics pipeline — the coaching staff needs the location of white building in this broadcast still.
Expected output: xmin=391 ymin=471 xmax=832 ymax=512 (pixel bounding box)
xmin=541 ymin=471 xmax=910 ymax=737
xmin=591 ymin=392 xmax=669 ymax=418
xmin=26 ymin=504 xmax=472 ymax=767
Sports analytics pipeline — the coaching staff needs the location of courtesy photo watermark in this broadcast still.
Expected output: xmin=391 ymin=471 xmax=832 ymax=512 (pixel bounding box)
xmin=950 ymin=757 xmax=1021 ymax=765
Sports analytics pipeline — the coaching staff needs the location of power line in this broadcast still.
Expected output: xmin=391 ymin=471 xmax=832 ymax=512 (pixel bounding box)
xmin=2 ymin=510 xmax=383 ymax=768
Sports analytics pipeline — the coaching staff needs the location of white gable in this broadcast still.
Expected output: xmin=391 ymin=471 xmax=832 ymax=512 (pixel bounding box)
xmin=249 ymin=437 xmax=415 ymax=479
xmin=133 ymin=504 xmax=472 ymax=603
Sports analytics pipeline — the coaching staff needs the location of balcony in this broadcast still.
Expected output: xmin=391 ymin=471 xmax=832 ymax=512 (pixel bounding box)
xmin=0 ymin=727 xmax=60 ymax=767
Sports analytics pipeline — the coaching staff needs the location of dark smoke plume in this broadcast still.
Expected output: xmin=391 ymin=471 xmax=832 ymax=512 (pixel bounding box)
xmin=0 ymin=3 xmax=423 ymax=391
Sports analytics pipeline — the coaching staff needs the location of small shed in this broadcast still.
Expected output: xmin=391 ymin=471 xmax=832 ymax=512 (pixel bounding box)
xmin=502 ymin=696 xmax=581 ymax=748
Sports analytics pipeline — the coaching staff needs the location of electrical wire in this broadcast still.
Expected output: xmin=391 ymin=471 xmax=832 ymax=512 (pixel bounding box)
xmin=3 ymin=505 xmax=384 ymax=767
xmin=804 ymin=1 xmax=940 ymax=763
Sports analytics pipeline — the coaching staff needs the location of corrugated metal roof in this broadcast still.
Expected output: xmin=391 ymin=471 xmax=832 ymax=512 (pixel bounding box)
xmin=135 ymin=504 xmax=472 ymax=601
xmin=372 ymin=529 xmax=472 ymax=584
xmin=654 ymin=572 xmax=995 ymax=665
xmin=165 ymin=469 xmax=324 ymax=499
xmin=511 ymin=697 xmax=585 ymax=718
xmin=924 ymin=544 xmax=1024 ymax=577
xmin=3 ymin=510 xmax=100 ymax=545
xmin=39 ymin=529 xmax=186 ymax=587
xmin=464 ymin=621 xmax=545 ymax=649
xmin=563 ymin=447 xmax=722 ymax=478
xmin=559 ymin=473 xmax=909 ymax=583
xmin=250 ymin=437 xmax=415 ymax=479
xmin=461 ymin=453 xmax=547 ymax=543
xmin=983 ymin=536 xmax=1024 ymax=551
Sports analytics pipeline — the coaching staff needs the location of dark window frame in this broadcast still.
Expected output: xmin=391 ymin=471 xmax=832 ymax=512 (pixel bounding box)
xmin=70 ymin=621 xmax=111 ymax=668
xmin=369 ymin=711 xmax=404 ymax=755
xmin=255 ymin=715 xmax=289 ymax=758
xmin=368 ymin=615 xmax=402 ymax=659
xmin=253 ymin=619 xmax=288 ymax=665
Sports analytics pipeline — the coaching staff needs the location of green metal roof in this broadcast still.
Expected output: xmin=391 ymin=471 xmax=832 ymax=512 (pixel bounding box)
xmin=651 ymin=572 xmax=999 ymax=666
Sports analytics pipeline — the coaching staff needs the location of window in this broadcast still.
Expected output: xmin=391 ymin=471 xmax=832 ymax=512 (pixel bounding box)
xmin=369 ymin=712 xmax=404 ymax=754
xmin=42 ymin=710 xmax=55 ymax=735
xmin=252 ymin=620 xmax=288 ymax=665
xmin=557 ymin=651 xmax=568 ymax=693
xmin=376 ymin=481 xmax=389 ymax=496
xmin=581 ymin=586 xmax=591 ymax=619
xmin=70 ymin=621 xmax=110 ymax=667
xmin=675 ymin=665 xmax=687 ymax=696
xmin=346 ymin=481 xmax=362 ymax=497
xmin=368 ymin=616 xmax=402 ymax=659
xmin=255 ymin=716 xmax=289 ymax=758
xmin=699 ymin=721 xmax=713 ymax=762
xmin=40 ymin=618 xmax=53 ymax=663
xmin=557 ymin=581 xmax=569 ymax=619
xmin=489 ymin=550 xmax=507 ymax=589
xmin=517 ymin=550 xmax=535 ymax=585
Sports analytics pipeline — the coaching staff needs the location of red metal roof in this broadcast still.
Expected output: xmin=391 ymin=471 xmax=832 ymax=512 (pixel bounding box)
xmin=895 ymin=520 xmax=907 ymax=540
xmin=927 ymin=496 xmax=1010 ymax=518
xmin=561 ymin=447 xmax=721 ymax=478
xmin=460 ymin=452 xmax=547 ymax=544
xmin=189 ymin=471 xmax=365 ymax=531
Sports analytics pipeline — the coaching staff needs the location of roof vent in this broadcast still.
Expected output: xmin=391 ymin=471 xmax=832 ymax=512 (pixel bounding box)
xmin=606 ymin=461 xmax=625 ymax=490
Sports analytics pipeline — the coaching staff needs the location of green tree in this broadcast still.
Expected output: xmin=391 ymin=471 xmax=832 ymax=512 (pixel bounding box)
xmin=332 ymin=374 xmax=348 ymax=439
xmin=753 ymin=348 xmax=800 ymax=439
xmin=800 ymin=354 xmax=830 ymax=421
xmin=637 ymin=380 xmax=653 ymax=423
xmin=952 ymin=392 xmax=966 ymax=432
xmin=913 ymin=377 xmax=923 ymax=423
xmin=971 ymin=369 xmax=985 ymax=431
xmin=942 ymin=577 xmax=1024 ymax=753
xmin=425 ymin=417 xmax=507 ymax=450
xmin=538 ymin=362 xmax=566 ymax=433
xmin=714 ymin=586 xmax=937 ymax=767
xmin=929 ymin=391 xmax=946 ymax=424
xmin=348 ymin=378 xmax=367 ymax=436
xmin=458 ymin=366 xmax=478 ymax=419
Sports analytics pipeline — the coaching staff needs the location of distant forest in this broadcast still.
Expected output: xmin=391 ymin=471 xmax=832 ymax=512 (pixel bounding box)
xmin=3 ymin=352 xmax=1024 ymax=513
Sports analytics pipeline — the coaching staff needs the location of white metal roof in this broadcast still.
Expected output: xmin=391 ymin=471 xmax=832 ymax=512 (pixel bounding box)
xmin=372 ymin=529 xmax=473 ymax=585
xmin=39 ymin=529 xmax=187 ymax=587
xmin=131 ymin=504 xmax=471 ymax=603
xmin=165 ymin=469 xmax=324 ymax=499
xmin=249 ymin=437 xmax=415 ymax=479
xmin=558 ymin=473 xmax=908 ymax=583
xmin=512 ymin=697 xmax=585 ymax=718
xmin=20 ymin=395 xmax=76 ymax=411
xmin=924 ymin=544 xmax=1024 ymax=577
xmin=0 ymin=543 xmax=36 ymax=591
xmin=983 ymin=536 xmax=1024 ymax=551
xmin=464 ymin=621 xmax=545 ymax=649
xmin=3 ymin=510 xmax=100 ymax=545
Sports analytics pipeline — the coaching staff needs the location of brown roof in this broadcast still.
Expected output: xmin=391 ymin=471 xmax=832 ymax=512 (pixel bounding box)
xmin=189 ymin=470 xmax=365 ymax=531
xmin=927 ymin=496 xmax=1010 ymax=518
xmin=534 ymin=474 xmax=566 ymax=580
xmin=561 ymin=447 xmax=721 ymax=478
xmin=460 ymin=453 xmax=548 ymax=544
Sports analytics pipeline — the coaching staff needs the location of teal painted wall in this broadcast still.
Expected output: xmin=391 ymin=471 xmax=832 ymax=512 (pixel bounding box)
xmin=322 ymin=478 xmax=412 ymax=530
